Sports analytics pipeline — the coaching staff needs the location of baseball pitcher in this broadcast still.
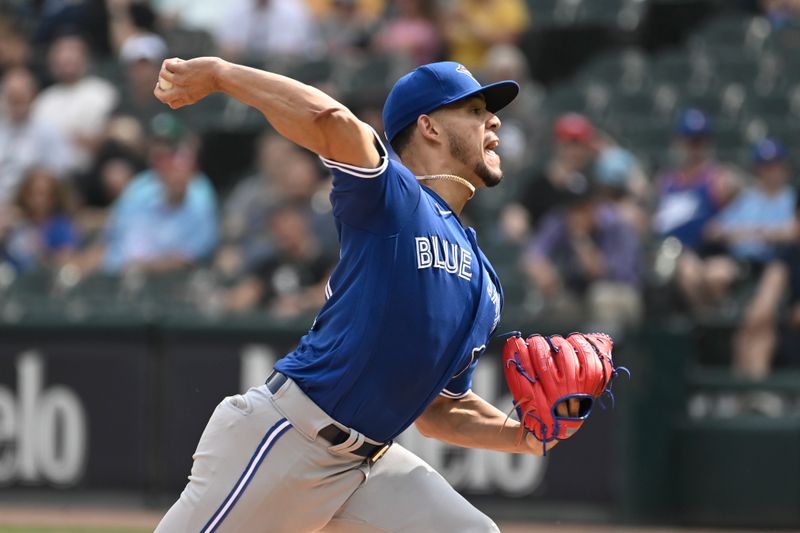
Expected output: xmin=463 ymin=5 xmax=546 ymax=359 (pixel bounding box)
xmin=153 ymin=57 xmax=625 ymax=533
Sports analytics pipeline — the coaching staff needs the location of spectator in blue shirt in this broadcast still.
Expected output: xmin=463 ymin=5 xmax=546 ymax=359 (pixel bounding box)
xmin=707 ymin=138 xmax=796 ymax=266
xmin=688 ymin=138 xmax=797 ymax=311
xmin=81 ymin=129 xmax=218 ymax=274
xmin=0 ymin=167 xmax=79 ymax=272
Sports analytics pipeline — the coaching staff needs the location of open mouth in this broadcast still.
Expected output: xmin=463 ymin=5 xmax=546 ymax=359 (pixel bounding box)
xmin=485 ymin=139 xmax=500 ymax=160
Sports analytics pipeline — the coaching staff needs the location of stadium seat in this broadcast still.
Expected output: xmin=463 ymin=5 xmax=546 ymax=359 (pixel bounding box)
xmin=678 ymin=93 xmax=726 ymax=117
xmin=616 ymin=120 xmax=669 ymax=148
xmin=526 ymin=0 xmax=560 ymax=24
xmin=712 ymin=121 xmax=747 ymax=152
xmin=578 ymin=47 xmax=649 ymax=92
xmin=693 ymin=13 xmax=769 ymax=53
xmin=617 ymin=0 xmax=648 ymax=32
xmin=576 ymin=0 xmax=622 ymax=26
xmin=546 ymin=85 xmax=590 ymax=114
xmin=607 ymin=90 xmax=656 ymax=121
xmin=748 ymin=93 xmax=791 ymax=119
xmin=551 ymin=0 xmax=583 ymax=26
xmin=651 ymin=82 xmax=681 ymax=119
xmin=652 ymin=50 xmax=714 ymax=95
xmin=763 ymin=119 xmax=800 ymax=146
xmin=710 ymin=54 xmax=760 ymax=86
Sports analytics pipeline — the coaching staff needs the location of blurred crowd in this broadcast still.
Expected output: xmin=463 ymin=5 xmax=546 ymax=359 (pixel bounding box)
xmin=506 ymin=108 xmax=799 ymax=388
xmin=0 ymin=0 xmax=532 ymax=319
xmin=1 ymin=0 xmax=799 ymax=385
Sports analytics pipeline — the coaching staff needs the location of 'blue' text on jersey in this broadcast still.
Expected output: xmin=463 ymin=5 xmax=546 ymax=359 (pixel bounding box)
xmin=274 ymin=134 xmax=504 ymax=442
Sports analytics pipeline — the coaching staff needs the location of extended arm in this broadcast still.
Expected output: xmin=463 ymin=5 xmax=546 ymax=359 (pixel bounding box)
xmin=154 ymin=57 xmax=379 ymax=168
xmin=415 ymin=392 xmax=559 ymax=456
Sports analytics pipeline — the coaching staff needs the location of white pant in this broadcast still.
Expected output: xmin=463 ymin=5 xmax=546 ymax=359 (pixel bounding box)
xmin=155 ymin=378 xmax=499 ymax=533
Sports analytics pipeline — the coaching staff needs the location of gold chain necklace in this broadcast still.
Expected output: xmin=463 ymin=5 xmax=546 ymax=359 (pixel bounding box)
xmin=416 ymin=174 xmax=475 ymax=199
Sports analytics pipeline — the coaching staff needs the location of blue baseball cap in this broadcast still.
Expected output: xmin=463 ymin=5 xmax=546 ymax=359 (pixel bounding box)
xmin=382 ymin=61 xmax=519 ymax=143
xmin=753 ymin=137 xmax=787 ymax=164
xmin=675 ymin=108 xmax=712 ymax=138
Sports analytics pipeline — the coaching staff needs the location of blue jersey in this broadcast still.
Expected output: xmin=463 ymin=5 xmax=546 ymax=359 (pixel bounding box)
xmin=274 ymin=133 xmax=503 ymax=442
xmin=653 ymin=164 xmax=725 ymax=250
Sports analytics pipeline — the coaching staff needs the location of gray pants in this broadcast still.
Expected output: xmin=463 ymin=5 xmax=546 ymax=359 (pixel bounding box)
xmin=155 ymin=377 xmax=499 ymax=533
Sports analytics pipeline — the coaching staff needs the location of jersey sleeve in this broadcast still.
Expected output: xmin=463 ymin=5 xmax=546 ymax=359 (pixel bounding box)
xmin=440 ymin=357 xmax=479 ymax=399
xmin=320 ymin=129 xmax=420 ymax=235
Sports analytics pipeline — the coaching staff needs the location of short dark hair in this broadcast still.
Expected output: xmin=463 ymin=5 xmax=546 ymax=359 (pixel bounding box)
xmin=389 ymin=122 xmax=417 ymax=158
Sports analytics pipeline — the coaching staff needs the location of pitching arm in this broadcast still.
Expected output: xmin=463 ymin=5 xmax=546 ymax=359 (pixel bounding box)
xmin=154 ymin=57 xmax=380 ymax=168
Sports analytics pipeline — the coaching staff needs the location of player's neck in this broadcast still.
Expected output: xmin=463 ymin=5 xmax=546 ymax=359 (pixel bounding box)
xmin=402 ymin=155 xmax=475 ymax=215
xmin=415 ymin=175 xmax=474 ymax=215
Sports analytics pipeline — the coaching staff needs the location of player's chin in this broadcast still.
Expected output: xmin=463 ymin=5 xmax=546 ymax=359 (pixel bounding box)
xmin=476 ymin=165 xmax=503 ymax=188
xmin=480 ymin=155 xmax=503 ymax=187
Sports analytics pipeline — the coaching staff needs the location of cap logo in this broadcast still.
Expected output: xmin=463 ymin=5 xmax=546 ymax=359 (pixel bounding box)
xmin=456 ymin=64 xmax=478 ymax=84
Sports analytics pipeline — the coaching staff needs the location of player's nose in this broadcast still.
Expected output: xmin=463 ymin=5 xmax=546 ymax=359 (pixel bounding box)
xmin=486 ymin=112 xmax=501 ymax=131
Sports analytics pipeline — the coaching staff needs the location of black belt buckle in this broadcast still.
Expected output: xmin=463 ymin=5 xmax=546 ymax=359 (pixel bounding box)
xmin=367 ymin=441 xmax=392 ymax=466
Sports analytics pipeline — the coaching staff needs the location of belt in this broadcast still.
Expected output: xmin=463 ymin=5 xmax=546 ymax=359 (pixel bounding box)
xmin=266 ymin=371 xmax=392 ymax=465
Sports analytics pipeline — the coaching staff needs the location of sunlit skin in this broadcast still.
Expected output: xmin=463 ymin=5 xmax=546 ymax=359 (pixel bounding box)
xmin=427 ymin=95 xmax=503 ymax=188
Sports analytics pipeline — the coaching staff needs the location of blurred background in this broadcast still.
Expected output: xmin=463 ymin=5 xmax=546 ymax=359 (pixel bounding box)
xmin=1 ymin=0 xmax=800 ymax=531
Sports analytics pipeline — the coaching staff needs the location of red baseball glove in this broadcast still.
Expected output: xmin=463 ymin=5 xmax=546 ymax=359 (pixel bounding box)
xmin=502 ymin=332 xmax=628 ymax=454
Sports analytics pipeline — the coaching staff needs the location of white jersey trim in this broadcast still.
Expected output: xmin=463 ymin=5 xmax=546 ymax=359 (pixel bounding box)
xmin=319 ymin=127 xmax=389 ymax=179
xmin=440 ymin=388 xmax=471 ymax=399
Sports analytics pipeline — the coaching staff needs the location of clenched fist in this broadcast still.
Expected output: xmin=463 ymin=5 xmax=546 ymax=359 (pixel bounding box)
xmin=154 ymin=57 xmax=224 ymax=109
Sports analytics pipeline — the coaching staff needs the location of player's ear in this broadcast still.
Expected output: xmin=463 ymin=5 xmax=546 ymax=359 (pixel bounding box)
xmin=417 ymin=114 xmax=441 ymax=144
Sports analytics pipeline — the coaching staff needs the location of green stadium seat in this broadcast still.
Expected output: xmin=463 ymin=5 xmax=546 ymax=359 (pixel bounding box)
xmin=546 ymin=85 xmax=589 ymax=114
xmin=548 ymin=0 xmax=582 ymax=26
xmin=577 ymin=0 xmax=622 ymax=26
xmin=609 ymin=90 xmax=655 ymax=117
xmin=711 ymin=55 xmax=760 ymax=86
xmin=578 ymin=48 xmax=649 ymax=92
xmin=749 ymin=93 xmax=791 ymax=118
xmin=615 ymin=119 xmax=671 ymax=153
xmin=762 ymin=120 xmax=800 ymax=162
xmin=527 ymin=0 xmax=559 ymax=23
xmin=652 ymin=50 xmax=694 ymax=83
xmin=678 ymin=93 xmax=725 ymax=117
xmin=694 ymin=14 xmax=766 ymax=52
xmin=713 ymin=123 xmax=747 ymax=152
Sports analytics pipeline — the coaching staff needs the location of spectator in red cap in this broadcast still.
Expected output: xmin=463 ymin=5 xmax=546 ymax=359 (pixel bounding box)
xmin=514 ymin=112 xmax=598 ymax=232
xmin=554 ymin=112 xmax=594 ymax=143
